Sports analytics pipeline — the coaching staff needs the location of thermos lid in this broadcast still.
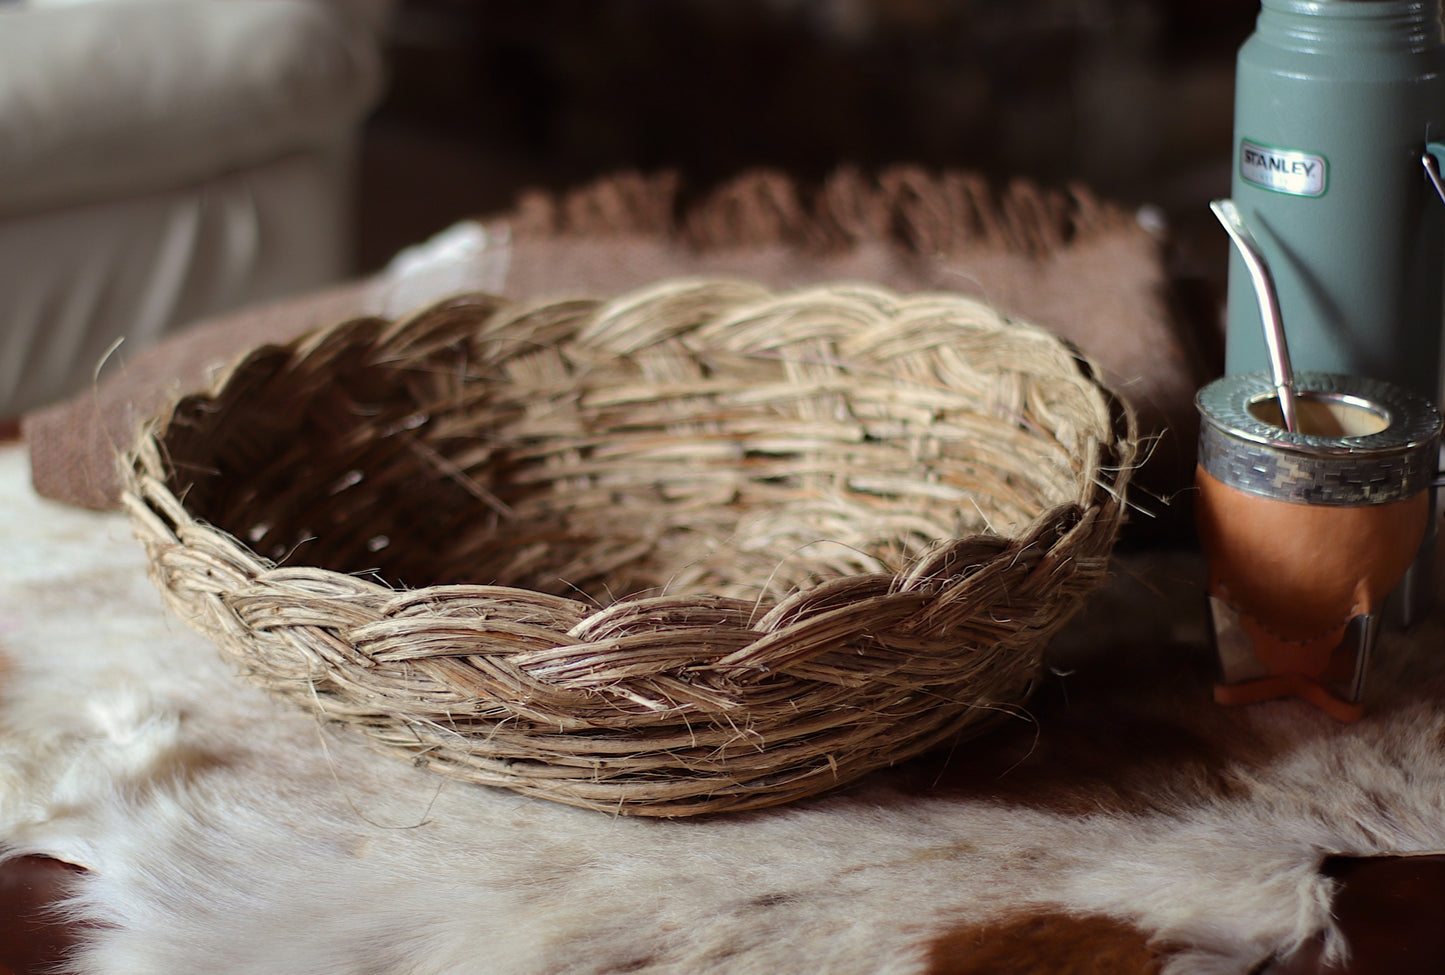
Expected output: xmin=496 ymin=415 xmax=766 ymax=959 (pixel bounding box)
xmin=1196 ymin=371 xmax=1441 ymax=505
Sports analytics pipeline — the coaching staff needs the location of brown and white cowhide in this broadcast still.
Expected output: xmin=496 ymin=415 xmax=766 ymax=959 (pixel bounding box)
xmin=4 ymin=440 xmax=1445 ymax=975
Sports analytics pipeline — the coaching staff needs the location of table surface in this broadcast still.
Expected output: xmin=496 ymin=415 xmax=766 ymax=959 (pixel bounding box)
xmin=3 ymin=437 xmax=1445 ymax=975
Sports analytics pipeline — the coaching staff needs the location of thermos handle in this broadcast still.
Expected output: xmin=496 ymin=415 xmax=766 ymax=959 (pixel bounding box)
xmin=1424 ymin=142 xmax=1445 ymax=205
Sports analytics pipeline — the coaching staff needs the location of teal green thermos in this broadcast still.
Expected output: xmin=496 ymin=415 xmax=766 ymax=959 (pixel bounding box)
xmin=1226 ymin=0 xmax=1445 ymax=402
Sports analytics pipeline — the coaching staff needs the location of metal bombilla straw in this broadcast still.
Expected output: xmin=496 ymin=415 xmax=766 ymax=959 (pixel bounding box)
xmin=1210 ymin=199 xmax=1300 ymax=433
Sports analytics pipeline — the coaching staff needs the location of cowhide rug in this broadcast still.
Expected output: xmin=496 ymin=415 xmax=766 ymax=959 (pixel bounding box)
xmin=5 ymin=440 xmax=1445 ymax=975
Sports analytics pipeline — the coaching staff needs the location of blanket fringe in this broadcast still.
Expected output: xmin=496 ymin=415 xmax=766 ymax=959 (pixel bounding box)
xmin=510 ymin=166 xmax=1135 ymax=257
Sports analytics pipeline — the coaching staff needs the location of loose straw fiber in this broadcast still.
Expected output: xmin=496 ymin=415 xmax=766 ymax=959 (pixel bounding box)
xmin=123 ymin=280 xmax=1136 ymax=816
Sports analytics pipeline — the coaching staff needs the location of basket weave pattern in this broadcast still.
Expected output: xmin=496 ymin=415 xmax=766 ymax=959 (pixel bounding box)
xmin=124 ymin=281 xmax=1135 ymax=816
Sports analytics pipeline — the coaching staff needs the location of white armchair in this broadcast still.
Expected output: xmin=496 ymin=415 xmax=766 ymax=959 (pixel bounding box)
xmin=0 ymin=0 xmax=392 ymax=419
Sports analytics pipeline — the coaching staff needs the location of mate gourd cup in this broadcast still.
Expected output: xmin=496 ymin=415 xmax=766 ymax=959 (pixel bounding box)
xmin=1196 ymin=371 xmax=1441 ymax=722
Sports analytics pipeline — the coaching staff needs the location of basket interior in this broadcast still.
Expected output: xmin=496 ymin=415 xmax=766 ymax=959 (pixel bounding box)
xmin=156 ymin=294 xmax=1109 ymax=608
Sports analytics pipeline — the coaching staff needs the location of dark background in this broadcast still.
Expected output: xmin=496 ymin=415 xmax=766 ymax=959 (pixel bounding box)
xmin=356 ymin=0 xmax=1260 ymax=296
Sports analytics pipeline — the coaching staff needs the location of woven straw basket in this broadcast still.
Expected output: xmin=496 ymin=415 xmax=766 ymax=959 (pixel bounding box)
xmin=123 ymin=280 xmax=1136 ymax=816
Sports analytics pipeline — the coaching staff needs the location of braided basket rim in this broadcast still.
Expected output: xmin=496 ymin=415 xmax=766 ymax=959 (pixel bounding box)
xmin=122 ymin=279 xmax=1137 ymax=816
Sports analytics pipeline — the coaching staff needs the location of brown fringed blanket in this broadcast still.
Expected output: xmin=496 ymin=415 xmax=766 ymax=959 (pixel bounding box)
xmin=21 ymin=167 xmax=1207 ymax=526
xmin=6 ymin=442 xmax=1445 ymax=974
